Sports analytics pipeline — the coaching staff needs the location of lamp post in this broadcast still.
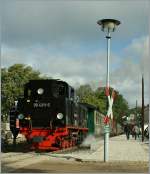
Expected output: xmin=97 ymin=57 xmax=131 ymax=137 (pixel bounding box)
xmin=97 ymin=19 xmax=121 ymax=162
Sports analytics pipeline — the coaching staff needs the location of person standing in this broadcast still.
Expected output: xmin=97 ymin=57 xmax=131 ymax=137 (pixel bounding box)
xmin=131 ymin=125 xmax=135 ymax=138
xmin=133 ymin=125 xmax=140 ymax=140
xmin=124 ymin=124 xmax=130 ymax=140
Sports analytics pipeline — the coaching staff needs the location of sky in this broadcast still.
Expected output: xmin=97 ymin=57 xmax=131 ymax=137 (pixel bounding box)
xmin=1 ymin=0 xmax=150 ymax=108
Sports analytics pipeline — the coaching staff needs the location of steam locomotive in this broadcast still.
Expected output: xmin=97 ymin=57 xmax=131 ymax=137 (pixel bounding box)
xmin=9 ymin=79 xmax=88 ymax=151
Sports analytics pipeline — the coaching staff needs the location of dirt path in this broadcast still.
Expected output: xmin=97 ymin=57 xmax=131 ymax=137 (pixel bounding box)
xmin=2 ymin=160 xmax=149 ymax=173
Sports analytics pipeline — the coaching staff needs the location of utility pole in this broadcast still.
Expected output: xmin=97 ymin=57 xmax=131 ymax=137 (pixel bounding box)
xmin=141 ymin=75 xmax=144 ymax=142
xmin=136 ymin=100 xmax=137 ymax=124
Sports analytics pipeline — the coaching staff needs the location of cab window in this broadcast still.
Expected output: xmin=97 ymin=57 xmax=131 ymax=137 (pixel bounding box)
xmin=52 ymin=83 xmax=66 ymax=98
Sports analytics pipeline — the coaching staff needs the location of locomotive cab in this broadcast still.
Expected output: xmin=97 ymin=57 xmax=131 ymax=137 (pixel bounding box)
xmin=17 ymin=79 xmax=70 ymax=129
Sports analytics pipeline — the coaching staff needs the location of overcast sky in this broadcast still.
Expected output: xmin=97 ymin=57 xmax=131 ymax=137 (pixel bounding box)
xmin=2 ymin=0 xmax=149 ymax=107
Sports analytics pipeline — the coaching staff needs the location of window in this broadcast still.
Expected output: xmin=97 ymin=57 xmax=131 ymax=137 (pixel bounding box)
xmin=27 ymin=89 xmax=31 ymax=96
xmin=52 ymin=83 xmax=66 ymax=98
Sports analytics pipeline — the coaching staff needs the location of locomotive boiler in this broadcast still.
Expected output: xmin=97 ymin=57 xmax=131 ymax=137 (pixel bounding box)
xmin=10 ymin=79 xmax=88 ymax=151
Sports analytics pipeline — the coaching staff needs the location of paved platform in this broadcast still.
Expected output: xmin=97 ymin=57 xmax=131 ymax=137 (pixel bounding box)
xmin=104 ymin=134 xmax=149 ymax=162
xmin=52 ymin=134 xmax=149 ymax=162
xmin=87 ymin=134 xmax=149 ymax=162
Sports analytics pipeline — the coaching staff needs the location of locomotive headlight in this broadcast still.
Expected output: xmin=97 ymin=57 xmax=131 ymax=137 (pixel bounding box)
xmin=57 ymin=113 xmax=64 ymax=119
xmin=18 ymin=114 xmax=24 ymax=120
xmin=37 ymin=88 xmax=44 ymax=95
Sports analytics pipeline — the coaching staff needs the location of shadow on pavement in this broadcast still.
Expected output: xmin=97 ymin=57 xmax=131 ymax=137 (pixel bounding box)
xmin=1 ymin=165 xmax=50 ymax=173
xmin=1 ymin=141 xmax=33 ymax=153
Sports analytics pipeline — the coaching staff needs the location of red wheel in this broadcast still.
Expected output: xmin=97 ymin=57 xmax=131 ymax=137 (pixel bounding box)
xmin=72 ymin=140 xmax=75 ymax=146
xmin=70 ymin=141 xmax=73 ymax=147
xmin=62 ymin=140 xmax=68 ymax=149
xmin=61 ymin=140 xmax=65 ymax=149
xmin=65 ymin=141 xmax=69 ymax=148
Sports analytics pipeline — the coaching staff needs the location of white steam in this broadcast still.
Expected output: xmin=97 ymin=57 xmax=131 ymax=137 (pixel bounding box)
xmin=81 ymin=134 xmax=103 ymax=151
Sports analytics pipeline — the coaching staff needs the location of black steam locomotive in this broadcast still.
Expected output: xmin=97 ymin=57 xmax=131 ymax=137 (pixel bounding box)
xmin=10 ymin=79 xmax=88 ymax=150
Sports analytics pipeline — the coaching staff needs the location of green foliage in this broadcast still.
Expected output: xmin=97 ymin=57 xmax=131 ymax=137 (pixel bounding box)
xmin=76 ymin=85 xmax=129 ymax=124
xmin=94 ymin=87 xmax=107 ymax=114
xmin=1 ymin=64 xmax=43 ymax=117
xmin=76 ymin=84 xmax=93 ymax=102
xmin=76 ymin=85 xmax=106 ymax=114
xmin=113 ymin=91 xmax=129 ymax=124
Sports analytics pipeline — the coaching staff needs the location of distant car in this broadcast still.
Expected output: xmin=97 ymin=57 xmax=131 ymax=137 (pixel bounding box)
xmin=144 ymin=125 xmax=149 ymax=139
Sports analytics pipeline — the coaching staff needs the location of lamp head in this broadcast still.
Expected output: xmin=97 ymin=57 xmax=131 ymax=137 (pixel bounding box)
xmin=97 ymin=19 xmax=121 ymax=32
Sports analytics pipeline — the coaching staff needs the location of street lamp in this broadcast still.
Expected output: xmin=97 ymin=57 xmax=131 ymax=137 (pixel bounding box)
xmin=97 ymin=19 xmax=121 ymax=162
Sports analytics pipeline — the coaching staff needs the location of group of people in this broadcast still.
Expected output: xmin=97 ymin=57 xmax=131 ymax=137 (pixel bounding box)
xmin=124 ymin=124 xmax=140 ymax=140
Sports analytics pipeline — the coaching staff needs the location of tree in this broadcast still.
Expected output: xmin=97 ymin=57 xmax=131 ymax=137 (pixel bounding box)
xmin=94 ymin=87 xmax=107 ymax=114
xmin=76 ymin=85 xmax=107 ymax=114
xmin=76 ymin=85 xmax=129 ymax=126
xmin=112 ymin=91 xmax=129 ymax=134
xmin=1 ymin=64 xmax=43 ymax=120
xmin=76 ymin=84 xmax=93 ymax=102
